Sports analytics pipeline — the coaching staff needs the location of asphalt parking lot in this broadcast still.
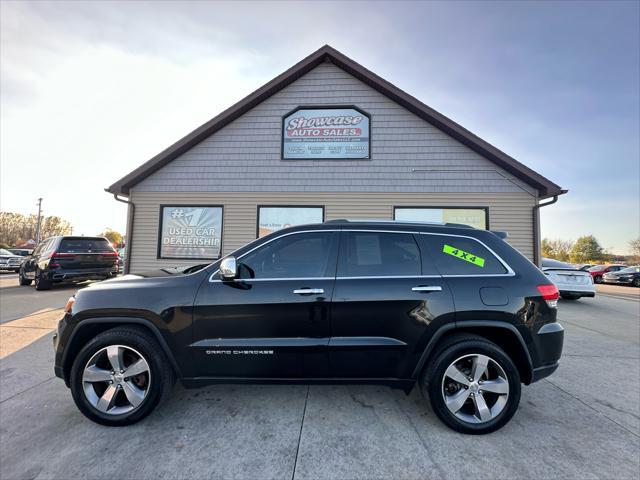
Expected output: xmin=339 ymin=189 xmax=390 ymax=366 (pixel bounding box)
xmin=1 ymin=278 xmax=639 ymax=479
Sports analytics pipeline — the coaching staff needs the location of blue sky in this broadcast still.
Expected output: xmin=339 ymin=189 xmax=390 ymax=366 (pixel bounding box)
xmin=1 ymin=1 xmax=638 ymax=253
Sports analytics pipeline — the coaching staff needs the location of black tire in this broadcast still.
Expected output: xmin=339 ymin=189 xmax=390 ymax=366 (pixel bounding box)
xmin=34 ymin=269 xmax=51 ymax=290
xmin=420 ymin=335 xmax=521 ymax=434
xmin=70 ymin=326 xmax=175 ymax=426
xmin=594 ymin=275 xmax=603 ymax=284
xmin=18 ymin=270 xmax=32 ymax=286
xmin=560 ymin=293 xmax=580 ymax=300
xmin=632 ymin=278 xmax=640 ymax=288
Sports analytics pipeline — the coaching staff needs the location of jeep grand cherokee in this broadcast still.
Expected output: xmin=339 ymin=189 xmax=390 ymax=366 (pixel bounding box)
xmin=53 ymin=220 xmax=564 ymax=434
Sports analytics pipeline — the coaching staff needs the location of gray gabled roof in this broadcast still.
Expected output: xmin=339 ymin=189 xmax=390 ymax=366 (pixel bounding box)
xmin=107 ymin=45 xmax=565 ymax=199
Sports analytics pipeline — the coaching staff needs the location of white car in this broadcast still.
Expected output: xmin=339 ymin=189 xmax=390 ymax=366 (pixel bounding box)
xmin=541 ymin=258 xmax=596 ymax=300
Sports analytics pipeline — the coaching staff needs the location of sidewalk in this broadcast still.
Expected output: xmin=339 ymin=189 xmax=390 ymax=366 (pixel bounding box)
xmin=0 ymin=309 xmax=63 ymax=358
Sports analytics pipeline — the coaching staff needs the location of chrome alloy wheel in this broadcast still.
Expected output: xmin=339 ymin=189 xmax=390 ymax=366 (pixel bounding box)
xmin=441 ymin=354 xmax=509 ymax=424
xmin=82 ymin=345 xmax=151 ymax=415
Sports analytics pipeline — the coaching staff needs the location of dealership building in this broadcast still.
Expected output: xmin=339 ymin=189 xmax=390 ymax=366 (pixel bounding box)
xmin=107 ymin=45 xmax=565 ymax=273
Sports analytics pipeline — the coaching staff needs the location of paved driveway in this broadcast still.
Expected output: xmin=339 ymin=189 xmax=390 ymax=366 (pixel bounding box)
xmin=0 ymin=290 xmax=638 ymax=479
xmin=0 ymin=273 xmax=79 ymax=324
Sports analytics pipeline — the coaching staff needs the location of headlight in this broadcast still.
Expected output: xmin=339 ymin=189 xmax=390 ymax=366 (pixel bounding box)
xmin=64 ymin=296 xmax=76 ymax=314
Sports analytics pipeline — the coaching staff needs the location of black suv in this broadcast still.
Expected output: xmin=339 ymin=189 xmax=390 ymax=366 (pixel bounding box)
xmin=19 ymin=236 xmax=119 ymax=290
xmin=53 ymin=221 xmax=564 ymax=434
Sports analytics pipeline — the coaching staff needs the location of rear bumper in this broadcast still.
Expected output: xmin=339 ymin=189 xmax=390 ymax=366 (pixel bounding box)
xmin=529 ymin=322 xmax=564 ymax=383
xmin=46 ymin=268 xmax=114 ymax=282
xmin=559 ymin=290 xmax=595 ymax=297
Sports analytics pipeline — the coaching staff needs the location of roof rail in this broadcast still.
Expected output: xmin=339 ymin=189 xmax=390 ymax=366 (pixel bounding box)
xmin=324 ymin=219 xmax=474 ymax=228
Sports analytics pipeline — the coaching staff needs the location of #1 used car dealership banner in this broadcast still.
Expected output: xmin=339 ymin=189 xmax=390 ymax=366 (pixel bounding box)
xmin=283 ymin=107 xmax=370 ymax=159
xmin=159 ymin=206 xmax=222 ymax=259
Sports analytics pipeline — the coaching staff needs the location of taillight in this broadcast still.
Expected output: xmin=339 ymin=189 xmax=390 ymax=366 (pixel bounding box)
xmin=537 ymin=284 xmax=559 ymax=308
xmin=100 ymin=252 xmax=119 ymax=257
xmin=51 ymin=252 xmax=76 ymax=258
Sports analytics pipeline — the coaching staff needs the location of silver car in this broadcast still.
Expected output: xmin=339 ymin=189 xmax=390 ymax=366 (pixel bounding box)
xmin=541 ymin=258 xmax=596 ymax=300
xmin=0 ymin=248 xmax=24 ymax=272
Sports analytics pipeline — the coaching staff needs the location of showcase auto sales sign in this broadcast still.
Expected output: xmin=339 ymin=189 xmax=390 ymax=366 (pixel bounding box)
xmin=282 ymin=107 xmax=370 ymax=159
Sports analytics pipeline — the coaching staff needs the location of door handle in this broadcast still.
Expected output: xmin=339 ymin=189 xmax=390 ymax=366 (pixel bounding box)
xmin=412 ymin=286 xmax=443 ymax=292
xmin=293 ymin=288 xmax=324 ymax=295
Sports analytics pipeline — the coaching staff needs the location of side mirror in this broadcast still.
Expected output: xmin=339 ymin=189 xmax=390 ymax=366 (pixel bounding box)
xmin=219 ymin=256 xmax=237 ymax=280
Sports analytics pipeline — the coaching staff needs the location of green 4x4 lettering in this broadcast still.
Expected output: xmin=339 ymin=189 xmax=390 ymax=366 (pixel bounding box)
xmin=442 ymin=244 xmax=485 ymax=267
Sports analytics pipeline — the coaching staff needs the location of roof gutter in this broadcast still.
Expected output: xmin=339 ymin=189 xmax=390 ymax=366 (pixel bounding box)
xmin=109 ymin=191 xmax=134 ymax=274
xmin=532 ymin=190 xmax=567 ymax=266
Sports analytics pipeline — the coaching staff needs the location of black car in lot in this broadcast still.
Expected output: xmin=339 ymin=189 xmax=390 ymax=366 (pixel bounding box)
xmin=53 ymin=220 xmax=564 ymax=434
xmin=603 ymin=266 xmax=640 ymax=287
xmin=19 ymin=236 xmax=119 ymax=290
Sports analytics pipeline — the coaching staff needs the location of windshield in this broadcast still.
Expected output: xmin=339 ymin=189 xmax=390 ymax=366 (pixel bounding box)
xmin=588 ymin=265 xmax=605 ymax=272
xmin=618 ymin=266 xmax=640 ymax=274
xmin=0 ymin=249 xmax=14 ymax=256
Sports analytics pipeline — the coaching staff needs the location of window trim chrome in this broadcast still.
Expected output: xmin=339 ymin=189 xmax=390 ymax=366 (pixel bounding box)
xmin=208 ymin=228 xmax=515 ymax=282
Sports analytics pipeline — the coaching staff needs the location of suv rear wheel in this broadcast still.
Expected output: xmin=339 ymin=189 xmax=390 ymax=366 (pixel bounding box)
xmin=70 ymin=326 xmax=175 ymax=426
xmin=421 ymin=336 xmax=521 ymax=434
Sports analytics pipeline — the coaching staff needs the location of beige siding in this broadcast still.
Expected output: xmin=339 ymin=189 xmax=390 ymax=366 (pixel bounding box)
xmin=129 ymin=191 xmax=535 ymax=272
xmin=134 ymin=62 xmax=537 ymax=196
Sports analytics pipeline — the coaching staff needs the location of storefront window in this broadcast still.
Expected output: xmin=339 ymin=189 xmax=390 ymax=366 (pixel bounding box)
xmin=257 ymin=206 xmax=324 ymax=238
xmin=394 ymin=207 xmax=488 ymax=230
xmin=158 ymin=206 xmax=223 ymax=259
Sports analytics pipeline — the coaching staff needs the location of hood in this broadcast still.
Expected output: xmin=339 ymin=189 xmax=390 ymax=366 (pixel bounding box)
xmin=83 ymin=264 xmax=209 ymax=287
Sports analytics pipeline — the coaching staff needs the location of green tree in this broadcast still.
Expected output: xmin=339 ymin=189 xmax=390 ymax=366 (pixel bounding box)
xmin=99 ymin=228 xmax=123 ymax=247
xmin=570 ymin=235 xmax=604 ymax=263
xmin=541 ymin=238 xmax=573 ymax=262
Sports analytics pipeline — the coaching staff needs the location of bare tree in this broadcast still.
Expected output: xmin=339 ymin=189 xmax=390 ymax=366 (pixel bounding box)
xmin=0 ymin=212 xmax=72 ymax=246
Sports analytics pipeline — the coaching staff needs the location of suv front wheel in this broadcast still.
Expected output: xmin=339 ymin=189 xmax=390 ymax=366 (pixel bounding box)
xmin=70 ymin=326 xmax=174 ymax=426
xmin=421 ymin=336 xmax=521 ymax=434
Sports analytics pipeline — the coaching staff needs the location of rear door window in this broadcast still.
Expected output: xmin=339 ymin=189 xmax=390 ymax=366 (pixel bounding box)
xmin=338 ymin=232 xmax=421 ymax=277
xmin=423 ymin=235 xmax=507 ymax=275
xmin=59 ymin=238 xmax=113 ymax=253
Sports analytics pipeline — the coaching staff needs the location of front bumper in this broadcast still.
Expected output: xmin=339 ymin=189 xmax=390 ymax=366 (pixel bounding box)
xmin=0 ymin=262 xmax=21 ymax=270
xmin=529 ymin=322 xmax=564 ymax=383
xmin=53 ymin=313 xmax=71 ymax=384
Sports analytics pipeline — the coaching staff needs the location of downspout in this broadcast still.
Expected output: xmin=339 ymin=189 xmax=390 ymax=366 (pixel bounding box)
xmin=532 ymin=194 xmax=562 ymax=267
xmin=110 ymin=192 xmax=135 ymax=274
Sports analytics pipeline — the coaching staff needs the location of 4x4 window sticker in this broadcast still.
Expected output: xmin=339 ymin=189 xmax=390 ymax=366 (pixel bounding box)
xmin=442 ymin=244 xmax=485 ymax=268
xmin=418 ymin=232 xmax=514 ymax=276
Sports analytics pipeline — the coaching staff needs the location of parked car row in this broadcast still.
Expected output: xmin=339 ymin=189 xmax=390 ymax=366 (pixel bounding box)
xmin=587 ymin=264 xmax=628 ymax=283
xmin=541 ymin=259 xmax=640 ymax=296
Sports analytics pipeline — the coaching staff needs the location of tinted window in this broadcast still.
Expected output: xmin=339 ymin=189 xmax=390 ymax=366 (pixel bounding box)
xmin=339 ymin=232 xmax=421 ymax=277
xmin=59 ymin=238 xmax=113 ymax=253
xmin=33 ymin=240 xmax=50 ymax=256
xmin=238 ymin=232 xmax=336 ymax=279
xmin=425 ymin=235 xmax=507 ymax=275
